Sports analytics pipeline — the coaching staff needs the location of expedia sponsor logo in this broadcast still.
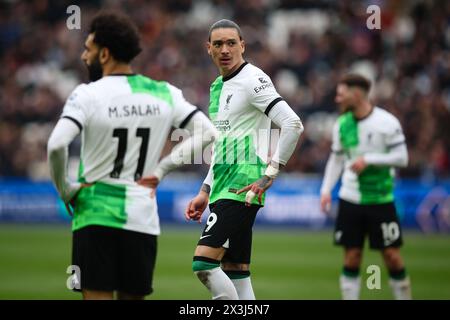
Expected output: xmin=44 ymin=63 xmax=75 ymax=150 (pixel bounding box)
xmin=254 ymin=82 xmax=273 ymax=93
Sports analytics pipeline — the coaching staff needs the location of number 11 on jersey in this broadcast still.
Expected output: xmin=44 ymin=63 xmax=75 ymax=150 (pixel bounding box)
xmin=110 ymin=127 xmax=150 ymax=180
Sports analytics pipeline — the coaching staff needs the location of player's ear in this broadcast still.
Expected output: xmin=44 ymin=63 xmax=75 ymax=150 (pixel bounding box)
xmin=206 ymin=41 xmax=212 ymax=56
xmin=99 ymin=47 xmax=110 ymax=65
xmin=240 ymin=39 xmax=245 ymax=54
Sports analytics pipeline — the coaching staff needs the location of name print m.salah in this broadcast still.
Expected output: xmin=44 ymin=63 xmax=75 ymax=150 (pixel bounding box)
xmin=108 ymin=104 xmax=161 ymax=118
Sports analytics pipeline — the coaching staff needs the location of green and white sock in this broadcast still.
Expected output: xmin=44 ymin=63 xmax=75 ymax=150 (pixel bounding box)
xmin=389 ymin=268 xmax=412 ymax=300
xmin=193 ymin=256 xmax=238 ymax=300
xmin=225 ymin=270 xmax=255 ymax=300
xmin=340 ymin=267 xmax=361 ymax=300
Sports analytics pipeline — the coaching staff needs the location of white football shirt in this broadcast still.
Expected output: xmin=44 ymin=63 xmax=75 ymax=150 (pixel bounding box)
xmin=207 ymin=62 xmax=284 ymax=205
xmin=331 ymin=107 xmax=406 ymax=204
xmin=61 ymin=74 xmax=197 ymax=234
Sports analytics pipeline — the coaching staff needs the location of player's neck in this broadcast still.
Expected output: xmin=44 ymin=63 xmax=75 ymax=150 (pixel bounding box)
xmin=353 ymin=101 xmax=373 ymax=120
xmin=103 ymin=62 xmax=133 ymax=77
xmin=220 ymin=59 xmax=245 ymax=78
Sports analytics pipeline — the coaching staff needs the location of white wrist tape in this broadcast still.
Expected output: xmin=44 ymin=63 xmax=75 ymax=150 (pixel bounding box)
xmin=245 ymin=190 xmax=256 ymax=204
xmin=152 ymin=167 xmax=165 ymax=182
xmin=264 ymin=165 xmax=280 ymax=179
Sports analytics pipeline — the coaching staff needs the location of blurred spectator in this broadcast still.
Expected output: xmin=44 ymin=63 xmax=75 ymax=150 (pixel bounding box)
xmin=0 ymin=0 xmax=449 ymax=180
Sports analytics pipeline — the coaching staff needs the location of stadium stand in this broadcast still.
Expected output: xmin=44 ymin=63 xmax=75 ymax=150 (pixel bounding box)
xmin=0 ymin=0 xmax=448 ymax=180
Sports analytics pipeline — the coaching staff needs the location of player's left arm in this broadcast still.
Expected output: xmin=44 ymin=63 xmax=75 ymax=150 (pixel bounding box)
xmin=138 ymin=85 xmax=218 ymax=194
xmin=265 ymin=100 xmax=304 ymax=171
xmin=236 ymin=73 xmax=304 ymax=205
xmin=351 ymin=118 xmax=408 ymax=174
xmin=148 ymin=111 xmax=217 ymax=181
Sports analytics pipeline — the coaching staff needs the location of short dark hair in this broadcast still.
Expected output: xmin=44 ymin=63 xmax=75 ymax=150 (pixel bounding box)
xmin=89 ymin=11 xmax=142 ymax=63
xmin=208 ymin=19 xmax=243 ymax=41
xmin=339 ymin=74 xmax=371 ymax=92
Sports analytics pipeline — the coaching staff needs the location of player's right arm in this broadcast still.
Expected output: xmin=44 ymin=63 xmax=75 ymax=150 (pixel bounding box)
xmin=47 ymin=85 xmax=92 ymax=212
xmin=320 ymin=121 xmax=345 ymax=213
xmin=185 ymin=180 xmax=211 ymax=223
xmin=47 ymin=118 xmax=81 ymax=204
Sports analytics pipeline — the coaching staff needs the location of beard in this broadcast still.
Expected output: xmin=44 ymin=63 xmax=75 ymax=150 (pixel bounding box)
xmin=339 ymin=103 xmax=355 ymax=114
xmin=86 ymin=54 xmax=103 ymax=82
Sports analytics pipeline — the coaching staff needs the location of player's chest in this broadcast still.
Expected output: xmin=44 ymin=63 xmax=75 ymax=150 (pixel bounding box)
xmin=352 ymin=122 xmax=387 ymax=153
xmin=215 ymin=87 xmax=250 ymax=116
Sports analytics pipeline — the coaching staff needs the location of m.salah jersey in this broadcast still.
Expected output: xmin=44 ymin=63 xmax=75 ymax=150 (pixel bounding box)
xmin=61 ymin=74 xmax=196 ymax=235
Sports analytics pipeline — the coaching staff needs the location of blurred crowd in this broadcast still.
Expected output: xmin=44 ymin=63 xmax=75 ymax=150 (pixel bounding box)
xmin=0 ymin=0 xmax=449 ymax=181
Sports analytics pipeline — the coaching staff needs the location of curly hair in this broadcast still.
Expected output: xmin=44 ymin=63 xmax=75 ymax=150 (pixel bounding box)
xmin=89 ymin=11 xmax=142 ymax=63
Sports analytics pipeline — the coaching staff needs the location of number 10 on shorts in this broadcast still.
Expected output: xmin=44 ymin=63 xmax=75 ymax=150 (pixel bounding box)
xmin=381 ymin=222 xmax=400 ymax=246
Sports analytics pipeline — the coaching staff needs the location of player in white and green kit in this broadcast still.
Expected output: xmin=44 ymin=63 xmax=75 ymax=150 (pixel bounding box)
xmin=47 ymin=12 xmax=216 ymax=300
xmin=320 ymin=74 xmax=412 ymax=300
xmin=185 ymin=20 xmax=304 ymax=300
